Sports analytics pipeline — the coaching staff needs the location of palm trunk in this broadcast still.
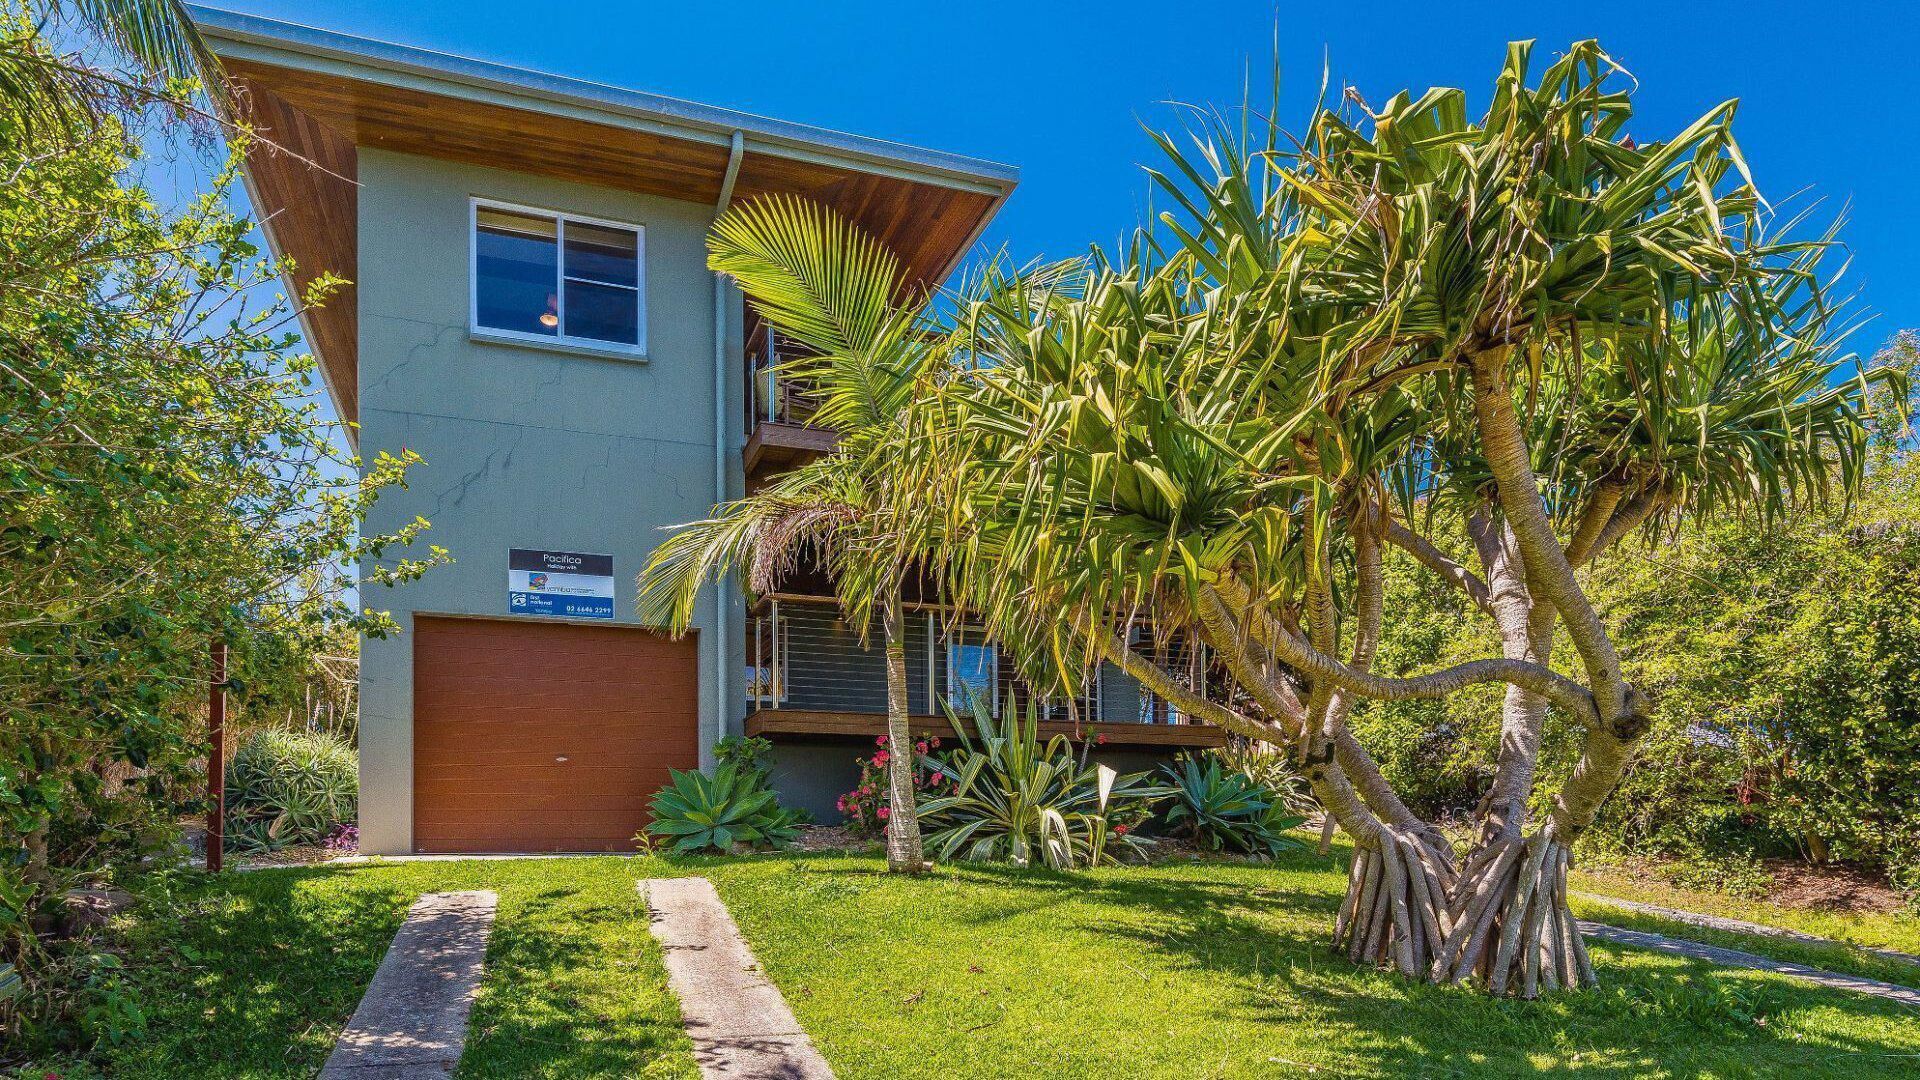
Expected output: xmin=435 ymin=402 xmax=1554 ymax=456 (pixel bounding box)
xmin=880 ymin=592 xmax=924 ymax=872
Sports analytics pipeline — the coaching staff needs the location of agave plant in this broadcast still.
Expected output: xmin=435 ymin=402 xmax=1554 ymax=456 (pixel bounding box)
xmin=1160 ymin=752 xmax=1306 ymax=857
xmin=646 ymin=765 xmax=803 ymax=854
xmin=1213 ymin=739 xmax=1319 ymax=818
xmin=224 ymin=729 xmax=357 ymax=852
xmin=917 ymin=696 xmax=1169 ymax=870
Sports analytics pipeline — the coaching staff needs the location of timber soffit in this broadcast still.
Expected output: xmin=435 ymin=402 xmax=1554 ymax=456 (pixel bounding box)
xmin=185 ymin=5 xmax=1020 ymax=202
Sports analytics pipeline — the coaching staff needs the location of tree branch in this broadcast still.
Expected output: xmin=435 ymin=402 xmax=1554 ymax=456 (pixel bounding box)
xmin=1582 ymin=489 xmax=1660 ymax=566
xmin=1206 ymin=580 xmax=1603 ymax=730
xmin=1088 ymin=628 xmax=1290 ymax=741
xmin=1383 ymin=518 xmax=1494 ymax=616
xmin=1562 ymin=478 xmax=1626 ymax=566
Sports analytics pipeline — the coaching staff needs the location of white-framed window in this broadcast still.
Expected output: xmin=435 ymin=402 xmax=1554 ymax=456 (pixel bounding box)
xmin=470 ymin=198 xmax=646 ymax=353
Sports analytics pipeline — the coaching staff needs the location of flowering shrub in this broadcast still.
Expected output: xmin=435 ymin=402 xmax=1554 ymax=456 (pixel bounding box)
xmin=322 ymin=823 xmax=359 ymax=854
xmin=837 ymin=734 xmax=946 ymax=836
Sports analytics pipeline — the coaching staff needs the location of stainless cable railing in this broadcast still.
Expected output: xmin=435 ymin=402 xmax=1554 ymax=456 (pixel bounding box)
xmin=749 ymin=597 xmax=1214 ymax=726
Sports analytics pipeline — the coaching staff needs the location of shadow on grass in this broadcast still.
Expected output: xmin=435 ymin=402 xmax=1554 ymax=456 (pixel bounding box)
xmin=756 ymin=851 xmax=1920 ymax=1078
xmin=457 ymin=881 xmax=693 ymax=1080
xmin=98 ymin=867 xmax=419 ymax=1078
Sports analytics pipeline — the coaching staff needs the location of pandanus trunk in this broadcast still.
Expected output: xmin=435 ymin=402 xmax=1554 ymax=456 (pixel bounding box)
xmin=1328 ymin=817 xmax=1596 ymax=997
xmin=880 ymin=594 xmax=925 ymax=872
xmin=1428 ymin=828 xmax=1594 ymax=994
xmin=1327 ymin=516 xmax=1624 ymax=996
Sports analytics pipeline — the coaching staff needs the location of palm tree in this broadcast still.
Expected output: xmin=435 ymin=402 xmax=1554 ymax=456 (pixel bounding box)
xmin=3 ymin=0 xmax=223 ymax=133
xmin=929 ymin=42 xmax=1901 ymax=994
xmin=639 ymin=195 xmax=941 ymax=873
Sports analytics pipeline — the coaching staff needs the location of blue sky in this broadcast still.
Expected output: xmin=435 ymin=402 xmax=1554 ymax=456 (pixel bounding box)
xmin=208 ymin=0 xmax=1917 ymax=384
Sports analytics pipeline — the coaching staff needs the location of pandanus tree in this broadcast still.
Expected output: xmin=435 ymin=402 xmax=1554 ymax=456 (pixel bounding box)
xmin=930 ymin=42 xmax=1902 ymax=994
xmin=638 ymin=195 xmax=941 ymax=873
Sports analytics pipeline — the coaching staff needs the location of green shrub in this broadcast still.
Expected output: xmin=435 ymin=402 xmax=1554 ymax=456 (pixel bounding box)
xmin=223 ymin=729 xmax=357 ymax=852
xmin=1160 ymin=753 xmax=1306 ymax=857
xmin=646 ymin=765 xmax=804 ymax=853
xmin=1662 ymin=853 xmax=1773 ymax=900
xmin=713 ymin=734 xmax=776 ymax=777
xmin=917 ymin=697 xmax=1169 ymax=869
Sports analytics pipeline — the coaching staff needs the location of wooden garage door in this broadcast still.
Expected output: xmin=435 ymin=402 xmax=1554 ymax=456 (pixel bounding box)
xmin=412 ymin=616 xmax=699 ymax=853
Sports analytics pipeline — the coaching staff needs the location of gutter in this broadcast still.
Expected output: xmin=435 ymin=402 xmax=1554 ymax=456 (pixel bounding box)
xmin=713 ymin=132 xmax=746 ymax=745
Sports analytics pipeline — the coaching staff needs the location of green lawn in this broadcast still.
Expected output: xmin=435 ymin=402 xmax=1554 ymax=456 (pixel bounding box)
xmin=49 ymin=850 xmax=1920 ymax=1078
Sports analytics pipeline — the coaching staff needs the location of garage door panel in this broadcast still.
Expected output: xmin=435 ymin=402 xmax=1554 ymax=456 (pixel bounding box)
xmin=410 ymin=717 xmax=698 ymax=742
xmin=411 ymin=616 xmax=699 ymax=853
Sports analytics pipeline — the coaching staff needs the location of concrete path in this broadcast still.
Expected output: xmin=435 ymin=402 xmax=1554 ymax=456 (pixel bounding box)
xmin=321 ymin=890 xmax=498 ymax=1078
xmin=1575 ymin=891 xmax=1920 ymax=968
xmin=1579 ymin=920 xmax=1920 ymax=1008
xmin=643 ymin=877 xmax=836 ymax=1079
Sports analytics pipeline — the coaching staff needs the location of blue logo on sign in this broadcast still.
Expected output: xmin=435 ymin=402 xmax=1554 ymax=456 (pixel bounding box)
xmin=509 ymin=592 xmax=615 ymax=619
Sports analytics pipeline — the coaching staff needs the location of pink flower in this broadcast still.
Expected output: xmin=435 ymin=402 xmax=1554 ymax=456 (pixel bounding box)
xmin=915 ymin=740 xmax=929 ymax=754
xmin=931 ymin=737 xmax=942 ymax=748
xmin=1095 ymin=733 xmax=1109 ymax=746
xmin=1113 ymin=824 xmax=1130 ymax=835
xmin=876 ymin=735 xmax=888 ymax=747
xmin=873 ymin=750 xmax=891 ymax=767
xmin=877 ymin=806 xmax=890 ymax=820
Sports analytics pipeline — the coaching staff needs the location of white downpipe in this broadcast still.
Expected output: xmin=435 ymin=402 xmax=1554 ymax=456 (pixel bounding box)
xmin=713 ymin=131 xmax=745 ymax=745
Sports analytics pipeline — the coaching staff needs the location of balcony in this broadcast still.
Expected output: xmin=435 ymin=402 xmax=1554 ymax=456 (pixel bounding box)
xmin=744 ymin=595 xmax=1227 ymax=749
xmin=744 ymin=326 xmax=839 ymax=487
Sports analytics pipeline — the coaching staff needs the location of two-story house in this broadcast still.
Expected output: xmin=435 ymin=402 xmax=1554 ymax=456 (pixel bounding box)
xmin=196 ymin=6 xmax=1224 ymax=855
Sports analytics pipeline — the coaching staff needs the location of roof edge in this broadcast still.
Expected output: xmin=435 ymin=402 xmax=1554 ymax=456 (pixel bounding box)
xmin=187 ymin=5 xmax=1020 ymax=198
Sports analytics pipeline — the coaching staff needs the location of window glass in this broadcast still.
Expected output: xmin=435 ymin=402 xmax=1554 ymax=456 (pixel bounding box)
xmin=564 ymin=278 xmax=640 ymax=346
xmin=564 ymin=221 xmax=639 ymax=288
xmin=947 ymin=642 xmax=997 ymax=714
xmin=475 ymin=208 xmax=559 ymax=337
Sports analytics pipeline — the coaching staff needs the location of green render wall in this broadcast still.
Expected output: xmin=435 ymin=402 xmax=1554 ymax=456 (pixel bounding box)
xmin=353 ymin=149 xmax=747 ymax=855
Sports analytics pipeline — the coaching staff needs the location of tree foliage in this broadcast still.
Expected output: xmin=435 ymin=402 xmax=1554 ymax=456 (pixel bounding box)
xmin=917 ymin=40 xmax=1901 ymax=994
xmin=638 ymin=194 xmax=946 ymax=873
xmin=0 ymin=17 xmax=437 ymax=1043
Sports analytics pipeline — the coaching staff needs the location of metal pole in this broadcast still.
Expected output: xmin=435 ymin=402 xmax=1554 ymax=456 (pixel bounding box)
xmin=769 ymin=599 xmax=781 ymax=707
xmin=207 ymin=640 xmax=227 ymax=873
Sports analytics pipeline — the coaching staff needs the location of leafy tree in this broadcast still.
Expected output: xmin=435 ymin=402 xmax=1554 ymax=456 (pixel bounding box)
xmin=638 ymin=196 xmax=941 ymax=873
xmin=931 ymin=43 xmax=1902 ymax=995
xmin=0 ymin=20 xmax=436 ymax=1038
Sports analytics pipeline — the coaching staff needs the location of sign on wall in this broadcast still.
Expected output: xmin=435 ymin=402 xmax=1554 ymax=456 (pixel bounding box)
xmin=508 ymin=548 xmax=615 ymax=620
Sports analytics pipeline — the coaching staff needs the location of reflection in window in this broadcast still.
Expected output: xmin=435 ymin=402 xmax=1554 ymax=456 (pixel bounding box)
xmin=475 ymin=207 xmax=558 ymax=337
xmin=946 ymin=641 xmax=998 ymax=716
xmin=474 ymin=203 xmax=642 ymax=349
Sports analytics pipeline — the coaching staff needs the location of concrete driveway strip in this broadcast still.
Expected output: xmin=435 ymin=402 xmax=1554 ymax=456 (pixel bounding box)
xmin=320 ymin=890 xmax=499 ymax=1078
xmin=1579 ymin=921 xmax=1920 ymax=1008
xmin=643 ymin=877 xmax=837 ymax=1079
